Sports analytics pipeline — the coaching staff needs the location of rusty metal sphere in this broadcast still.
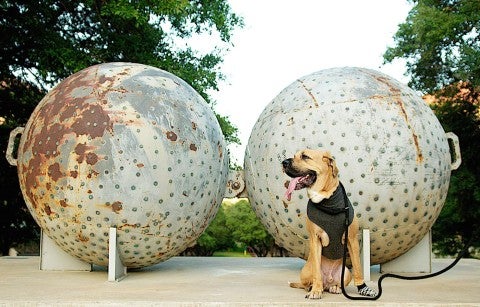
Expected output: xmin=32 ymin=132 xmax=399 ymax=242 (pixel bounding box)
xmin=244 ymin=67 xmax=460 ymax=264
xmin=15 ymin=62 xmax=228 ymax=268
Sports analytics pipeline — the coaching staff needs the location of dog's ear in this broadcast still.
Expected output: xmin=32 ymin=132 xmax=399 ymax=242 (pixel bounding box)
xmin=322 ymin=154 xmax=338 ymax=178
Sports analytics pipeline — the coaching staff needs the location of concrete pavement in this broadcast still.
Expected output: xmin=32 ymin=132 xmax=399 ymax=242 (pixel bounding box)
xmin=0 ymin=256 xmax=479 ymax=306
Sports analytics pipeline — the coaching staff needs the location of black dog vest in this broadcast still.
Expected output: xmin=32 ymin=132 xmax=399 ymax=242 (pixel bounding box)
xmin=307 ymin=183 xmax=354 ymax=260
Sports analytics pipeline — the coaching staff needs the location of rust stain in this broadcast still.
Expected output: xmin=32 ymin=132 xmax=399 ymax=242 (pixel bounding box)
xmin=85 ymin=152 xmax=99 ymax=165
xmin=16 ymin=65 xmax=117 ymax=216
xmin=48 ymin=163 xmax=63 ymax=181
xmin=137 ymin=163 xmax=144 ymax=168
xmin=31 ymin=123 xmax=68 ymax=157
xmin=86 ymin=170 xmax=99 ymax=179
xmin=75 ymin=143 xmax=88 ymax=162
xmin=166 ymin=131 xmax=177 ymax=141
xmin=111 ymin=201 xmax=123 ymax=214
xmin=98 ymin=75 xmax=115 ymax=84
xmin=369 ymin=73 xmax=424 ymax=163
xmin=77 ymin=233 xmax=89 ymax=242
xmin=75 ymin=143 xmax=99 ymax=165
xmin=287 ymin=117 xmax=294 ymax=126
xmin=44 ymin=204 xmax=53 ymax=215
xmin=60 ymin=199 xmax=68 ymax=207
xmin=191 ymin=122 xmax=197 ymax=130
xmin=189 ymin=143 xmax=197 ymax=151
xmin=217 ymin=142 xmax=223 ymax=158
xmin=412 ymin=134 xmax=423 ymax=162
xmin=299 ymin=80 xmax=319 ymax=107
xmin=117 ymin=223 xmax=138 ymax=230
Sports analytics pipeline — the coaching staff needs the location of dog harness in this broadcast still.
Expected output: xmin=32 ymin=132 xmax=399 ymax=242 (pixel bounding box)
xmin=307 ymin=182 xmax=354 ymax=260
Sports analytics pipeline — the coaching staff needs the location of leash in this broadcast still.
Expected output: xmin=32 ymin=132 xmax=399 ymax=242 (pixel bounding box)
xmin=339 ymin=188 xmax=477 ymax=300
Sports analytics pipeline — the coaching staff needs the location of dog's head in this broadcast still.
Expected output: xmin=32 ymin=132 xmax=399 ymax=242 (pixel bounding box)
xmin=282 ymin=149 xmax=339 ymax=202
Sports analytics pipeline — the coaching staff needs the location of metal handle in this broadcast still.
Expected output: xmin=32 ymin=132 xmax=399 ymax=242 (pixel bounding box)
xmin=5 ymin=127 xmax=24 ymax=166
xmin=446 ymin=132 xmax=461 ymax=170
xmin=224 ymin=170 xmax=247 ymax=198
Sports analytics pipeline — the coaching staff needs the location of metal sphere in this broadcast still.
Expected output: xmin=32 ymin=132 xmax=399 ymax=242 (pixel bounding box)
xmin=15 ymin=62 xmax=228 ymax=268
xmin=244 ymin=67 xmax=458 ymax=264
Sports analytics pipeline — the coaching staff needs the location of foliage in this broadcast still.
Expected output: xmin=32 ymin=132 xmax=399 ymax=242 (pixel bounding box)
xmin=0 ymin=80 xmax=44 ymax=255
xmin=183 ymin=203 xmax=235 ymax=256
xmin=384 ymin=0 xmax=480 ymax=256
xmin=0 ymin=0 xmax=243 ymax=98
xmin=428 ymin=83 xmax=480 ymax=256
xmin=384 ymin=0 xmax=480 ymax=93
xmin=0 ymin=0 xmax=242 ymax=254
xmin=216 ymin=113 xmax=240 ymax=145
xmin=0 ymin=144 xmax=40 ymax=255
xmin=187 ymin=199 xmax=276 ymax=257
xmin=224 ymin=199 xmax=274 ymax=257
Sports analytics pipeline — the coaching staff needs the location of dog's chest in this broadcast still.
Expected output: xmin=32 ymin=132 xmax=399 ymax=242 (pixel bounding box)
xmin=307 ymin=185 xmax=354 ymax=260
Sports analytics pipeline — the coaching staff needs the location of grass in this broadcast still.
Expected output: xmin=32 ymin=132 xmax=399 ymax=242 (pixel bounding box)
xmin=212 ymin=250 xmax=251 ymax=257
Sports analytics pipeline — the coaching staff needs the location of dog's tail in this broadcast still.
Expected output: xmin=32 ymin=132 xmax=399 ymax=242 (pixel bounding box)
xmin=288 ymin=281 xmax=306 ymax=289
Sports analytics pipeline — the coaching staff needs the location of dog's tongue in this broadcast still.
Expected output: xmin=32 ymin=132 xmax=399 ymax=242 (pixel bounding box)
xmin=285 ymin=177 xmax=302 ymax=201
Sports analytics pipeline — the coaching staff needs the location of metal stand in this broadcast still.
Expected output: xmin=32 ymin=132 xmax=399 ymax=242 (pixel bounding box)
xmin=360 ymin=229 xmax=371 ymax=282
xmin=40 ymin=231 xmax=92 ymax=271
xmin=380 ymin=231 xmax=432 ymax=274
xmin=360 ymin=229 xmax=432 ymax=280
xmin=39 ymin=229 xmax=128 ymax=281
xmin=108 ymin=227 xmax=127 ymax=281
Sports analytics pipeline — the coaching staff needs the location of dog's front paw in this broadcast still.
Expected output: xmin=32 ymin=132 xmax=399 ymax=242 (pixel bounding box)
xmin=328 ymin=285 xmax=342 ymax=294
xmin=305 ymin=285 xmax=323 ymax=299
xmin=320 ymin=231 xmax=330 ymax=247
xmin=305 ymin=289 xmax=323 ymax=299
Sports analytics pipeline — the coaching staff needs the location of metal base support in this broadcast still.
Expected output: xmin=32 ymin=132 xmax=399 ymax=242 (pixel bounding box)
xmin=380 ymin=231 xmax=432 ymax=274
xmin=360 ymin=229 xmax=371 ymax=282
xmin=40 ymin=231 xmax=92 ymax=271
xmin=108 ymin=227 xmax=127 ymax=282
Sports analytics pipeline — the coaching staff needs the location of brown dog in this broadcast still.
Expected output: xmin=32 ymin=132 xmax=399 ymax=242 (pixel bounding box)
xmin=282 ymin=149 xmax=376 ymax=299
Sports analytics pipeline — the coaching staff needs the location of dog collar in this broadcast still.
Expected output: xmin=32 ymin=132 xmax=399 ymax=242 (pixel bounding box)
xmin=308 ymin=183 xmax=354 ymax=219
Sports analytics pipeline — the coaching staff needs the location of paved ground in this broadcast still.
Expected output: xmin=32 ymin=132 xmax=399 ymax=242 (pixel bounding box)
xmin=0 ymin=256 xmax=479 ymax=306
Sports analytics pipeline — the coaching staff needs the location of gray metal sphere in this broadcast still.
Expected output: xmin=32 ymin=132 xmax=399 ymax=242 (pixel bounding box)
xmin=14 ymin=62 xmax=228 ymax=268
xmin=244 ymin=67 xmax=460 ymax=264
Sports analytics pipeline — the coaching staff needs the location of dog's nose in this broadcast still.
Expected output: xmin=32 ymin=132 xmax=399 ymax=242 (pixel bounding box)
xmin=282 ymin=158 xmax=292 ymax=169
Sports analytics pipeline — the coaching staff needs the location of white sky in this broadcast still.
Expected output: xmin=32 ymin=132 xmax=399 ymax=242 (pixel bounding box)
xmin=208 ymin=0 xmax=414 ymax=164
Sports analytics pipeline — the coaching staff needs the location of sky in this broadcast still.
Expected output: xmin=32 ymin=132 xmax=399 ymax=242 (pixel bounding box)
xmin=208 ymin=0 xmax=414 ymax=164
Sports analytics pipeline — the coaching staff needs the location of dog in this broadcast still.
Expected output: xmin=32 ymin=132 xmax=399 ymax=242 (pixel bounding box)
xmin=282 ymin=149 xmax=377 ymax=299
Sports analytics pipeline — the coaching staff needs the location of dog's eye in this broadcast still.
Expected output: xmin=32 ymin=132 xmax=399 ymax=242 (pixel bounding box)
xmin=301 ymin=153 xmax=310 ymax=160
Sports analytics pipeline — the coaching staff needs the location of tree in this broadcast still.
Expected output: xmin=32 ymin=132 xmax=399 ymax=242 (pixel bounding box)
xmin=0 ymin=0 xmax=242 ymax=142
xmin=0 ymin=0 xmax=243 ymax=254
xmin=384 ymin=0 xmax=480 ymax=256
xmin=182 ymin=203 xmax=235 ymax=256
xmin=224 ymin=199 xmax=274 ymax=257
xmin=426 ymin=83 xmax=480 ymax=256
xmin=383 ymin=0 xmax=480 ymax=93
xmin=0 ymin=80 xmax=43 ymax=255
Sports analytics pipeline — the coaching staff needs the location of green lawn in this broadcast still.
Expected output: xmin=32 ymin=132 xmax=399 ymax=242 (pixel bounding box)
xmin=212 ymin=250 xmax=251 ymax=257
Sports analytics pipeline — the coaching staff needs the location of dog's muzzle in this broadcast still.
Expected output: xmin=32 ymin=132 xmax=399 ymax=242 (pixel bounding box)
xmin=282 ymin=158 xmax=293 ymax=171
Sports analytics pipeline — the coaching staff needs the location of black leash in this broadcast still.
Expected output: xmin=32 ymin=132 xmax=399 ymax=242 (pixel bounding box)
xmin=339 ymin=199 xmax=476 ymax=301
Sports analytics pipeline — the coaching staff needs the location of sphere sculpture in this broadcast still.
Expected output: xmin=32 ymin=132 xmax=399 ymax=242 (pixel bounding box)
xmin=11 ymin=62 xmax=228 ymax=268
xmin=244 ymin=67 xmax=460 ymax=264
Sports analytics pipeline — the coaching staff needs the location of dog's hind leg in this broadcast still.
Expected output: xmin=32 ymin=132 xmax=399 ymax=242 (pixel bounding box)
xmin=288 ymin=282 xmax=306 ymax=289
xmin=346 ymin=219 xmax=378 ymax=297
